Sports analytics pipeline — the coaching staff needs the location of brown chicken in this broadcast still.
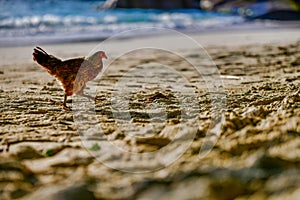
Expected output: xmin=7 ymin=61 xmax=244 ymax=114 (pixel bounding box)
xmin=33 ymin=47 xmax=107 ymax=110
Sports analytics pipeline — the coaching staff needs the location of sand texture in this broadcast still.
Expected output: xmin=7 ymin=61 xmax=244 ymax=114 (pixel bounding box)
xmin=0 ymin=36 xmax=300 ymax=199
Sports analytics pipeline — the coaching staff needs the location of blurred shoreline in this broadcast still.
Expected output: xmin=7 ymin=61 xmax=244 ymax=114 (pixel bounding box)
xmin=1 ymin=27 xmax=300 ymax=66
xmin=1 ymin=0 xmax=300 ymax=47
xmin=1 ymin=21 xmax=300 ymax=47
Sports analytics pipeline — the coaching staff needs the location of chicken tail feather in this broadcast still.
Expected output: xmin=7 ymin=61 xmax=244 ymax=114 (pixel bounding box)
xmin=33 ymin=47 xmax=62 ymax=72
xmin=36 ymin=46 xmax=49 ymax=56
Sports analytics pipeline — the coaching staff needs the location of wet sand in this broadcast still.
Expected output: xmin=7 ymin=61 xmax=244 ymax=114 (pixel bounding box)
xmin=0 ymin=29 xmax=300 ymax=199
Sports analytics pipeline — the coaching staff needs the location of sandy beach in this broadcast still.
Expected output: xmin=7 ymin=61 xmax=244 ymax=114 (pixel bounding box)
xmin=1 ymin=28 xmax=300 ymax=199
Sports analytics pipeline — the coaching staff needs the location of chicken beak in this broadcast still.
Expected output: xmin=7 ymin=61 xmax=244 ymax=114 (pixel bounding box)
xmin=100 ymin=53 xmax=107 ymax=59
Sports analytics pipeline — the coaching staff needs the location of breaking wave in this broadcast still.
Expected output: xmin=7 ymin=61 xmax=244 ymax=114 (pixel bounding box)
xmin=0 ymin=0 xmax=244 ymax=46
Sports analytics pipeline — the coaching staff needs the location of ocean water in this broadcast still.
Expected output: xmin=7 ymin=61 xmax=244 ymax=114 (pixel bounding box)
xmin=0 ymin=0 xmax=244 ymax=46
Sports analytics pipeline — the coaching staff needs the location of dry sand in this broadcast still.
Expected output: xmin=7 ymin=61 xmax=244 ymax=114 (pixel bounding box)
xmin=0 ymin=28 xmax=300 ymax=199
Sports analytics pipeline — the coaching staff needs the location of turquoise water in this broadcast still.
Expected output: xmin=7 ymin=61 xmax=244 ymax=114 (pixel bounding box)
xmin=0 ymin=0 xmax=244 ymax=46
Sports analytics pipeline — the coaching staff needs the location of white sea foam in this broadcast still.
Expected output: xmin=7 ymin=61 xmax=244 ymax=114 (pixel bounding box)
xmin=0 ymin=2 xmax=244 ymax=46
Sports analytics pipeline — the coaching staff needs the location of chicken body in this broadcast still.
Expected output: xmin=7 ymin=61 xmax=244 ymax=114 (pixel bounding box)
xmin=33 ymin=47 xmax=107 ymax=110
